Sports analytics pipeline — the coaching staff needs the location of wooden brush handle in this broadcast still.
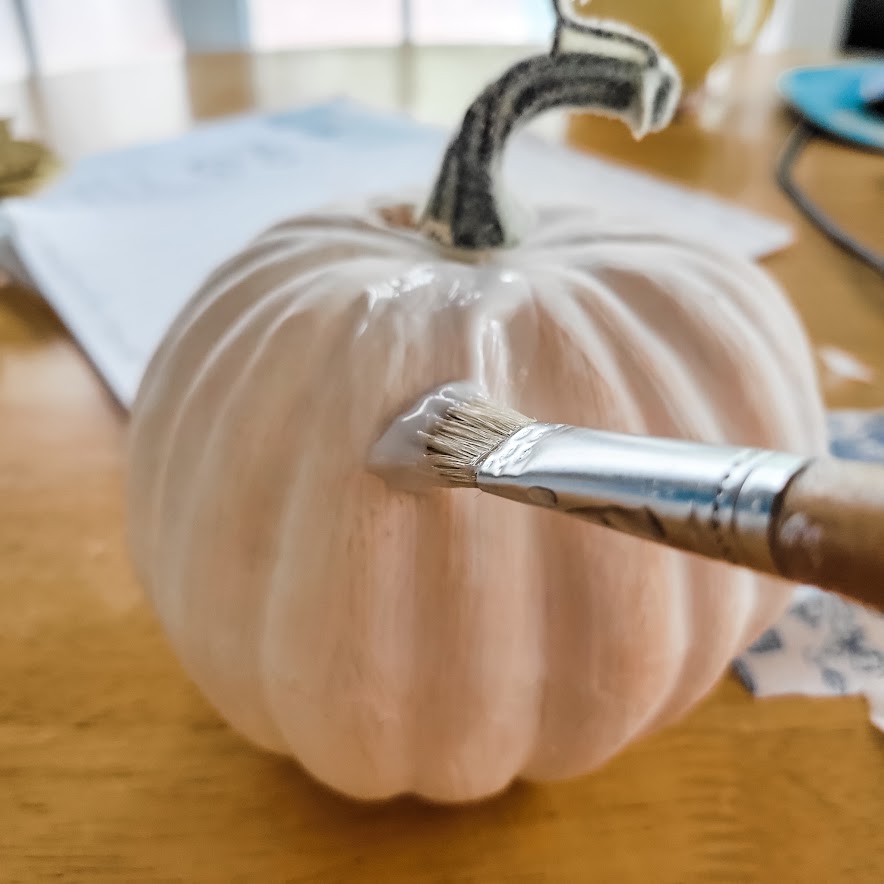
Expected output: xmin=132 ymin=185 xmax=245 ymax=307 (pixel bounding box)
xmin=771 ymin=459 xmax=884 ymax=611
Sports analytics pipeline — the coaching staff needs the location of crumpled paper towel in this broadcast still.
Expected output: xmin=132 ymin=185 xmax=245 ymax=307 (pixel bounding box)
xmin=734 ymin=409 xmax=884 ymax=730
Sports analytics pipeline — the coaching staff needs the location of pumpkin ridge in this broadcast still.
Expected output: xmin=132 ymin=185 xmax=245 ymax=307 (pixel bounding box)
xmin=172 ymin=291 xmax=374 ymax=751
xmin=131 ymin=238 xmax=327 ymax=540
xmin=145 ymin=263 xmax=342 ymax=570
xmin=537 ymin=272 xmax=700 ymax=740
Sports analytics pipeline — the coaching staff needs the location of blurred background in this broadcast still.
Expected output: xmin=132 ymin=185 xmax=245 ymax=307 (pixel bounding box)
xmin=1 ymin=0 xmax=880 ymax=80
xmin=1 ymin=0 xmax=880 ymax=162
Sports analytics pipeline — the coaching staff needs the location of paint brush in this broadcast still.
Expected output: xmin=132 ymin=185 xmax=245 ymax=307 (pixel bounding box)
xmin=371 ymin=384 xmax=884 ymax=612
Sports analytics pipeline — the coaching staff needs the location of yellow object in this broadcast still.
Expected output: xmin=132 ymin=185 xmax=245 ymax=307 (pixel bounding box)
xmin=0 ymin=119 xmax=61 ymax=197
xmin=570 ymin=0 xmax=776 ymax=91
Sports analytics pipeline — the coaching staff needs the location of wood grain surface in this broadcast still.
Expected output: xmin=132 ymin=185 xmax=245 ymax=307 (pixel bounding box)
xmin=773 ymin=458 xmax=884 ymax=609
xmin=1 ymin=47 xmax=883 ymax=882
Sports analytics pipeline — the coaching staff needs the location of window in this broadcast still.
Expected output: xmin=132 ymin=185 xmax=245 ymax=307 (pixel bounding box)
xmin=250 ymin=0 xmax=404 ymax=49
xmin=1 ymin=0 xmax=861 ymax=78
xmin=15 ymin=0 xmax=181 ymax=74
xmin=410 ymin=0 xmax=553 ymax=44
xmin=0 ymin=0 xmax=29 ymax=79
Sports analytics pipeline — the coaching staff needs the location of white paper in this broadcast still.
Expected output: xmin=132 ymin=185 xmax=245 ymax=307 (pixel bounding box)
xmin=0 ymin=98 xmax=793 ymax=408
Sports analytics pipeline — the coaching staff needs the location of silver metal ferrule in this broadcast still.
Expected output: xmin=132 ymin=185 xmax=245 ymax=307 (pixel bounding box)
xmin=476 ymin=424 xmax=810 ymax=574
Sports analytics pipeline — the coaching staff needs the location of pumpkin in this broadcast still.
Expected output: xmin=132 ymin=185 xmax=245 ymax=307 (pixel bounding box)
xmin=128 ymin=10 xmax=828 ymax=803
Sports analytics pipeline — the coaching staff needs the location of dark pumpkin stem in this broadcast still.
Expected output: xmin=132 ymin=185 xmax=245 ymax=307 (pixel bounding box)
xmin=420 ymin=10 xmax=682 ymax=251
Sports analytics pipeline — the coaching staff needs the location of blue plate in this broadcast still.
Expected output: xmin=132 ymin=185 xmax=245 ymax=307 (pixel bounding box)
xmin=778 ymin=62 xmax=884 ymax=150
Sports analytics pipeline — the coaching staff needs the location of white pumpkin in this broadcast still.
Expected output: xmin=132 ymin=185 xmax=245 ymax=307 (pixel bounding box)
xmin=128 ymin=14 xmax=827 ymax=802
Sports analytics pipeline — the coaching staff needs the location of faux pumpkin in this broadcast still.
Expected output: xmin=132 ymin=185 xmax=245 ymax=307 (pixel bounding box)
xmin=128 ymin=9 xmax=828 ymax=803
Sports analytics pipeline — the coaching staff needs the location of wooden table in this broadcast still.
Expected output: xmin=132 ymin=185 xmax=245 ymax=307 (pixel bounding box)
xmin=2 ymin=48 xmax=883 ymax=882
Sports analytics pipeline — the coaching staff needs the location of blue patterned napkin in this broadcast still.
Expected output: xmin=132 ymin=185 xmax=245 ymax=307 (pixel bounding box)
xmin=734 ymin=410 xmax=884 ymax=730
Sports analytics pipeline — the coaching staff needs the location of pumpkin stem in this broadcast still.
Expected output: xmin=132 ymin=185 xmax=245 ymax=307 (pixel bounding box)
xmin=420 ymin=9 xmax=682 ymax=251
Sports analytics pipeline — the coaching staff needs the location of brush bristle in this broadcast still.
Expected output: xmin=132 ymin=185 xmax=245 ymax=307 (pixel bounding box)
xmin=425 ymin=396 xmax=534 ymax=487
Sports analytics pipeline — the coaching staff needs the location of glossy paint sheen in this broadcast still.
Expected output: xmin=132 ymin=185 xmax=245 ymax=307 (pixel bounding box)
xmin=128 ymin=197 xmax=828 ymax=802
